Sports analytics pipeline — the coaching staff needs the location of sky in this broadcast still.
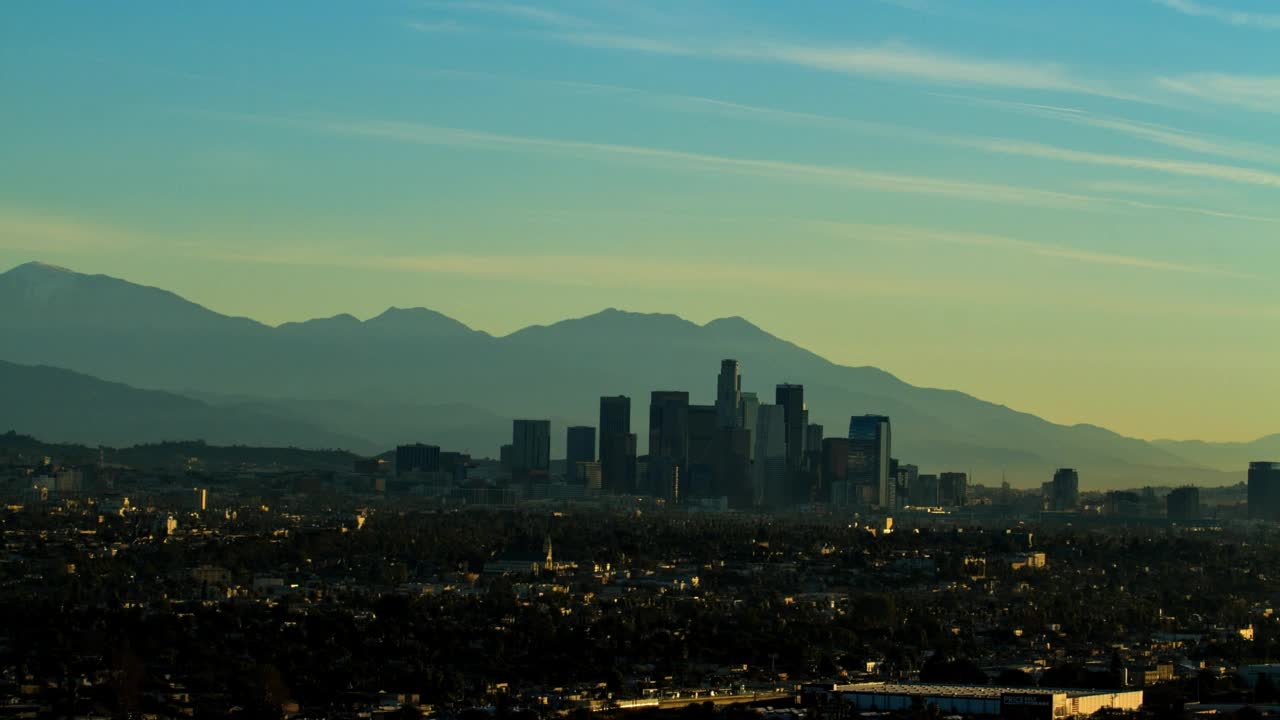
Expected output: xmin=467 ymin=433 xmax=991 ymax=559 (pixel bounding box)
xmin=2 ymin=0 xmax=1279 ymax=443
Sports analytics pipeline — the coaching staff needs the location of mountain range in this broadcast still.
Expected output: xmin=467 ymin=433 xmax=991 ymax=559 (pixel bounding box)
xmin=0 ymin=261 xmax=1271 ymax=488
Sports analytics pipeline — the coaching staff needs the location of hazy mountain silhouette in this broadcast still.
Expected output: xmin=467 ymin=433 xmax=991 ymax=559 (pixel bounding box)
xmin=1152 ymin=435 xmax=1280 ymax=475
xmin=0 ymin=261 xmax=1256 ymax=486
xmin=0 ymin=358 xmax=374 ymax=451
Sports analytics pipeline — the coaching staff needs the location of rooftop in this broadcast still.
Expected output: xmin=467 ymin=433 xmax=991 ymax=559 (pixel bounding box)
xmin=823 ymin=683 xmax=1139 ymax=700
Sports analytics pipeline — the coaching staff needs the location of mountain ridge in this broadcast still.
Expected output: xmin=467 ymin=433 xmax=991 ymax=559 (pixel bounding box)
xmin=0 ymin=359 xmax=375 ymax=452
xmin=0 ymin=261 xmax=1269 ymax=487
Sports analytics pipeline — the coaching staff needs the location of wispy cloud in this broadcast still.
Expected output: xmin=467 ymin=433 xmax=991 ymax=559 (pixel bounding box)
xmin=1157 ymin=73 xmax=1280 ymax=114
xmin=207 ymin=249 xmax=946 ymax=299
xmin=534 ymin=81 xmax=1280 ymax=190
xmin=543 ymin=77 xmax=886 ymax=133
xmin=1153 ymin=0 xmax=1280 ymax=29
xmin=1080 ymin=180 xmax=1195 ymax=197
xmin=757 ymin=43 xmax=1100 ymax=94
xmin=405 ymin=20 xmax=464 ymax=33
xmin=813 ymin=221 xmax=1248 ymax=277
xmin=963 ymin=137 xmax=1280 ymax=188
xmin=307 ymin=116 xmax=1098 ymax=209
xmin=939 ymin=94 xmax=1280 ymax=164
xmin=421 ymin=1 xmax=592 ymax=29
xmin=550 ymin=33 xmax=1136 ymax=100
xmin=214 ymin=110 xmax=1280 ymax=224
xmin=0 ymin=208 xmax=138 ymax=253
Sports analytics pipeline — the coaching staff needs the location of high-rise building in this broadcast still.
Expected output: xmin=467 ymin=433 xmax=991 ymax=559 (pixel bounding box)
xmin=599 ymin=396 xmax=631 ymax=439
xmin=796 ymin=423 xmax=826 ymax=503
xmin=717 ymin=359 xmax=742 ymax=429
xmin=511 ymin=420 xmax=551 ymax=483
xmin=739 ymin=392 xmax=759 ymax=460
xmin=755 ymin=404 xmax=788 ymax=506
xmin=1248 ymin=462 xmax=1280 ymax=521
xmin=648 ymin=455 xmax=681 ymax=502
xmin=1167 ymin=486 xmax=1201 ymax=522
xmin=822 ymin=437 xmax=849 ymax=505
xmin=395 ymin=444 xmax=441 ymax=476
xmin=1050 ymin=468 xmax=1080 ymax=511
xmin=439 ymin=452 xmax=471 ymax=484
xmin=718 ymin=427 xmax=753 ymax=509
xmin=599 ymin=396 xmax=633 ymax=494
xmin=649 ymin=391 xmax=690 ymax=499
xmin=805 ymin=424 xmax=824 ymax=459
xmin=911 ymin=474 xmax=940 ymax=506
xmin=600 ymin=433 xmax=637 ymax=495
xmin=775 ymin=384 xmax=806 ymax=469
xmin=848 ymin=415 xmax=892 ymax=507
xmin=895 ymin=464 xmax=918 ymax=509
xmin=686 ymin=405 xmax=719 ymax=499
xmin=938 ymin=472 xmax=968 ymax=507
xmin=566 ymin=426 xmax=596 ymax=484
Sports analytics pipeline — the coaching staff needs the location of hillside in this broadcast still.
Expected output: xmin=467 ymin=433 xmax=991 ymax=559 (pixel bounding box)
xmin=0 ymin=261 xmax=1260 ymax=487
xmin=0 ymin=359 xmax=374 ymax=452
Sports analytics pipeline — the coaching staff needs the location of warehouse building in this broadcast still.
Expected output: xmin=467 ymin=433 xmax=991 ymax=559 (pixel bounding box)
xmin=803 ymin=682 xmax=1143 ymax=719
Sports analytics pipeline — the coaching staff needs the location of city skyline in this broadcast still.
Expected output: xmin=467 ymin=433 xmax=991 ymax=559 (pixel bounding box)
xmin=1 ymin=259 xmax=1277 ymax=459
xmin=3 ymin=1 xmax=1280 ymax=442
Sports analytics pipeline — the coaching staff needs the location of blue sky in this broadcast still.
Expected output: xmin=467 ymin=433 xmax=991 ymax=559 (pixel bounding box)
xmin=2 ymin=0 xmax=1278 ymax=442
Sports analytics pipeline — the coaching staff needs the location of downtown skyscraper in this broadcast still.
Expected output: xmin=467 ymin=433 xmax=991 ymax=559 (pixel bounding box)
xmin=717 ymin=359 xmax=742 ymax=429
xmin=775 ymin=384 xmax=806 ymax=469
xmin=599 ymin=396 xmax=636 ymax=494
xmin=649 ymin=391 xmax=690 ymax=501
xmin=1248 ymin=462 xmax=1280 ymax=521
xmin=565 ymin=425 xmax=595 ymax=484
xmin=511 ymin=419 xmax=551 ymax=484
xmin=848 ymin=414 xmax=891 ymax=508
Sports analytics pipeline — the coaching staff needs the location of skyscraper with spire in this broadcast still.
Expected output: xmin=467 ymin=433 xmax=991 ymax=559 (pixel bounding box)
xmin=717 ymin=359 xmax=742 ymax=429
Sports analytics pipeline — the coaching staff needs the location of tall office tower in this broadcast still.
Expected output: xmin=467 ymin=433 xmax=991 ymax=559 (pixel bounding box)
xmin=395 ymin=444 xmax=441 ymax=476
xmin=886 ymin=458 xmax=899 ymax=510
xmin=686 ymin=405 xmax=719 ymax=499
xmin=565 ymin=426 xmax=596 ymax=484
xmin=805 ymin=425 xmax=824 ymax=459
xmin=848 ymin=415 xmax=892 ymax=508
xmin=600 ymin=433 xmax=637 ymax=494
xmin=911 ymin=474 xmax=940 ymax=506
xmin=822 ymin=438 xmax=850 ymax=505
xmin=1166 ymin=486 xmax=1201 ymax=522
xmin=649 ymin=391 xmax=690 ymax=499
xmin=755 ymin=404 xmax=788 ymax=506
xmin=739 ymin=392 xmax=759 ymax=460
xmin=648 ymin=456 xmax=681 ymax=502
xmin=717 ymin=359 xmax=742 ymax=429
xmin=599 ymin=396 xmax=631 ymax=439
xmin=1051 ymin=468 xmax=1080 ymax=511
xmin=718 ymin=427 xmax=754 ymax=508
xmin=775 ymin=384 xmax=806 ymax=469
xmin=599 ymin=396 xmax=632 ymax=493
xmin=1248 ymin=461 xmax=1280 ymax=521
xmin=895 ymin=464 xmax=919 ymax=509
xmin=938 ymin=472 xmax=968 ymax=507
xmin=798 ymin=423 xmax=826 ymax=503
xmin=511 ymin=420 xmax=551 ymax=483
